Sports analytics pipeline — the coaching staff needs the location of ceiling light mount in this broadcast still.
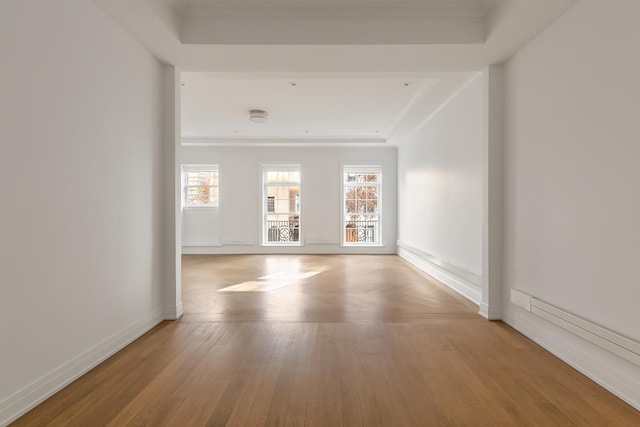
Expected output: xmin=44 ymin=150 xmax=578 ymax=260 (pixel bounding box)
xmin=249 ymin=109 xmax=269 ymax=123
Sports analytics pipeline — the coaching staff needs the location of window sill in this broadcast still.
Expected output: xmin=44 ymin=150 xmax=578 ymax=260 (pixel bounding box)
xmin=183 ymin=205 xmax=219 ymax=210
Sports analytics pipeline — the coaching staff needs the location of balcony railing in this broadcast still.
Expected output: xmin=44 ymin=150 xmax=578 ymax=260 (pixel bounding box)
xmin=266 ymin=219 xmax=377 ymax=243
xmin=267 ymin=220 xmax=299 ymax=242
xmin=345 ymin=220 xmax=378 ymax=243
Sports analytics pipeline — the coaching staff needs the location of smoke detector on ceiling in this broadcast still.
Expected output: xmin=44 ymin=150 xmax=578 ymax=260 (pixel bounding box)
xmin=249 ymin=109 xmax=268 ymax=123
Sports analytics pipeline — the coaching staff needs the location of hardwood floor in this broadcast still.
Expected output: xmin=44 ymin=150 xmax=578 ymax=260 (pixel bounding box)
xmin=12 ymin=254 xmax=640 ymax=426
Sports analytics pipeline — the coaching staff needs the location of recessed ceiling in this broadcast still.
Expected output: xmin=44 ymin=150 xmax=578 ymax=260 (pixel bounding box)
xmin=96 ymin=0 xmax=578 ymax=70
xmin=180 ymin=72 xmax=475 ymax=145
xmin=159 ymin=0 xmax=503 ymax=44
xmin=168 ymin=0 xmax=499 ymax=20
xmin=94 ymin=0 xmax=579 ymax=145
xmin=182 ymin=76 xmax=429 ymax=140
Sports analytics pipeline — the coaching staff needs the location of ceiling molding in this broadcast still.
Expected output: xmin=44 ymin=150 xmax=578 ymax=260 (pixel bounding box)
xmin=94 ymin=0 xmax=579 ymax=71
xmin=181 ymin=17 xmax=486 ymax=45
xmin=176 ymin=1 xmax=497 ymax=20
xmin=181 ymin=137 xmax=387 ymax=147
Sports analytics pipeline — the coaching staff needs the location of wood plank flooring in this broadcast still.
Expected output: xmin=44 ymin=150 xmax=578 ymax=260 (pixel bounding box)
xmin=12 ymin=254 xmax=640 ymax=426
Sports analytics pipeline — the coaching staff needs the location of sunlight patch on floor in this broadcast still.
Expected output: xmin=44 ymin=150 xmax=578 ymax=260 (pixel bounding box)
xmin=218 ymin=266 xmax=329 ymax=292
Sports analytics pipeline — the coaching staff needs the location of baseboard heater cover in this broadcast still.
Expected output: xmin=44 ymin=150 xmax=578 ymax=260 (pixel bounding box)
xmin=511 ymin=290 xmax=640 ymax=367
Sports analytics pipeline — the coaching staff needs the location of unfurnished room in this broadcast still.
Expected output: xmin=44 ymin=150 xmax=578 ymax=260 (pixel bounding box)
xmin=1 ymin=0 xmax=639 ymax=426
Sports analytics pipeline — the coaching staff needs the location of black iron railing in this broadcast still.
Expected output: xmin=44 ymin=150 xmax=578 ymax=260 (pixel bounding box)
xmin=267 ymin=220 xmax=299 ymax=242
xmin=345 ymin=220 xmax=378 ymax=243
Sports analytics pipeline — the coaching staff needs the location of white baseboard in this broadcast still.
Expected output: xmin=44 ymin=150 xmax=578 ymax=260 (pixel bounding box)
xmin=164 ymin=302 xmax=184 ymax=320
xmin=503 ymin=306 xmax=640 ymax=412
xmin=479 ymin=302 xmax=502 ymax=320
xmin=397 ymin=244 xmax=482 ymax=306
xmin=181 ymin=245 xmax=396 ymax=255
xmin=0 ymin=307 xmax=165 ymax=426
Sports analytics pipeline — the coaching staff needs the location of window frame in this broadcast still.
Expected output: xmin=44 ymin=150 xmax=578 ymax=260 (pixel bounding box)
xmin=341 ymin=163 xmax=383 ymax=247
xmin=261 ymin=163 xmax=302 ymax=246
xmin=182 ymin=164 xmax=220 ymax=209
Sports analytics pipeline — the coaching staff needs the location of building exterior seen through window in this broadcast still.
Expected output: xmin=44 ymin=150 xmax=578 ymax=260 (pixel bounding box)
xmin=183 ymin=165 xmax=219 ymax=207
xmin=343 ymin=165 xmax=381 ymax=246
xmin=263 ymin=165 xmax=301 ymax=245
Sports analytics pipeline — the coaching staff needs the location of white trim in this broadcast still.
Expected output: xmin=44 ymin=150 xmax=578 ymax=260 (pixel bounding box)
xmin=181 ymin=245 xmax=394 ymax=255
xmin=504 ymin=306 xmax=640 ymax=412
xmin=397 ymin=242 xmax=482 ymax=306
xmin=479 ymin=302 xmax=501 ymax=320
xmin=0 ymin=307 xmax=165 ymax=426
xmin=182 ymin=206 xmax=219 ymax=210
xmin=510 ymin=289 xmax=532 ymax=311
xmin=397 ymin=241 xmax=481 ymax=283
xmin=509 ymin=291 xmax=640 ymax=368
xmin=181 ymin=137 xmax=386 ymax=146
xmin=304 ymin=241 xmax=340 ymax=245
xmin=182 ymin=164 xmax=219 ymax=172
xmin=164 ymin=303 xmax=184 ymax=320
xmin=221 ymin=239 xmax=257 ymax=246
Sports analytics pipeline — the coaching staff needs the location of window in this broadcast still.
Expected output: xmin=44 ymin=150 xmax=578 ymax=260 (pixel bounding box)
xmin=183 ymin=165 xmax=219 ymax=207
xmin=263 ymin=164 xmax=301 ymax=245
xmin=343 ymin=165 xmax=381 ymax=246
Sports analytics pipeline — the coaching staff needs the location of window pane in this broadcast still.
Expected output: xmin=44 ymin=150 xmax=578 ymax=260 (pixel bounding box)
xmin=209 ymin=187 xmax=219 ymax=205
xmin=185 ymin=167 xmax=219 ymax=207
xmin=187 ymin=187 xmax=206 ymax=205
xmin=187 ymin=171 xmax=217 ymax=186
xmin=266 ymin=171 xmax=300 ymax=182
xmin=186 ymin=186 xmax=217 ymax=206
xmin=186 ymin=188 xmax=201 ymax=205
xmin=345 ymin=199 xmax=356 ymax=213
xmin=365 ymin=173 xmax=379 ymax=182
xmin=367 ymin=199 xmax=378 ymax=213
xmin=266 ymin=185 xmax=300 ymax=213
xmin=345 ymin=186 xmax=356 ymax=199
xmin=366 ymin=187 xmax=377 ymax=200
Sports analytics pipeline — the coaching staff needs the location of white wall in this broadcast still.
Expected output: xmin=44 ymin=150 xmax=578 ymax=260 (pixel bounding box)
xmin=180 ymin=145 xmax=397 ymax=254
xmin=502 ymin=0 xmax=640 ymax=409
xmin=0 ymin=1 xmax=166 ymax=423
xmin=397 ymin=74 xmax=485 ymax=304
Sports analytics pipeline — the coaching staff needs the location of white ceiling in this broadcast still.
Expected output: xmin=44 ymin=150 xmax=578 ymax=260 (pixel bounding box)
xmin=96 ymin=0 xmax=578 ymax=70
xmin=180 ymin=72 xmax=476 ymax=144
xmin=167 ymin=0 xmax=499 ymax=19
xmin=93 ymin=0 xmax=579 ymax=145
